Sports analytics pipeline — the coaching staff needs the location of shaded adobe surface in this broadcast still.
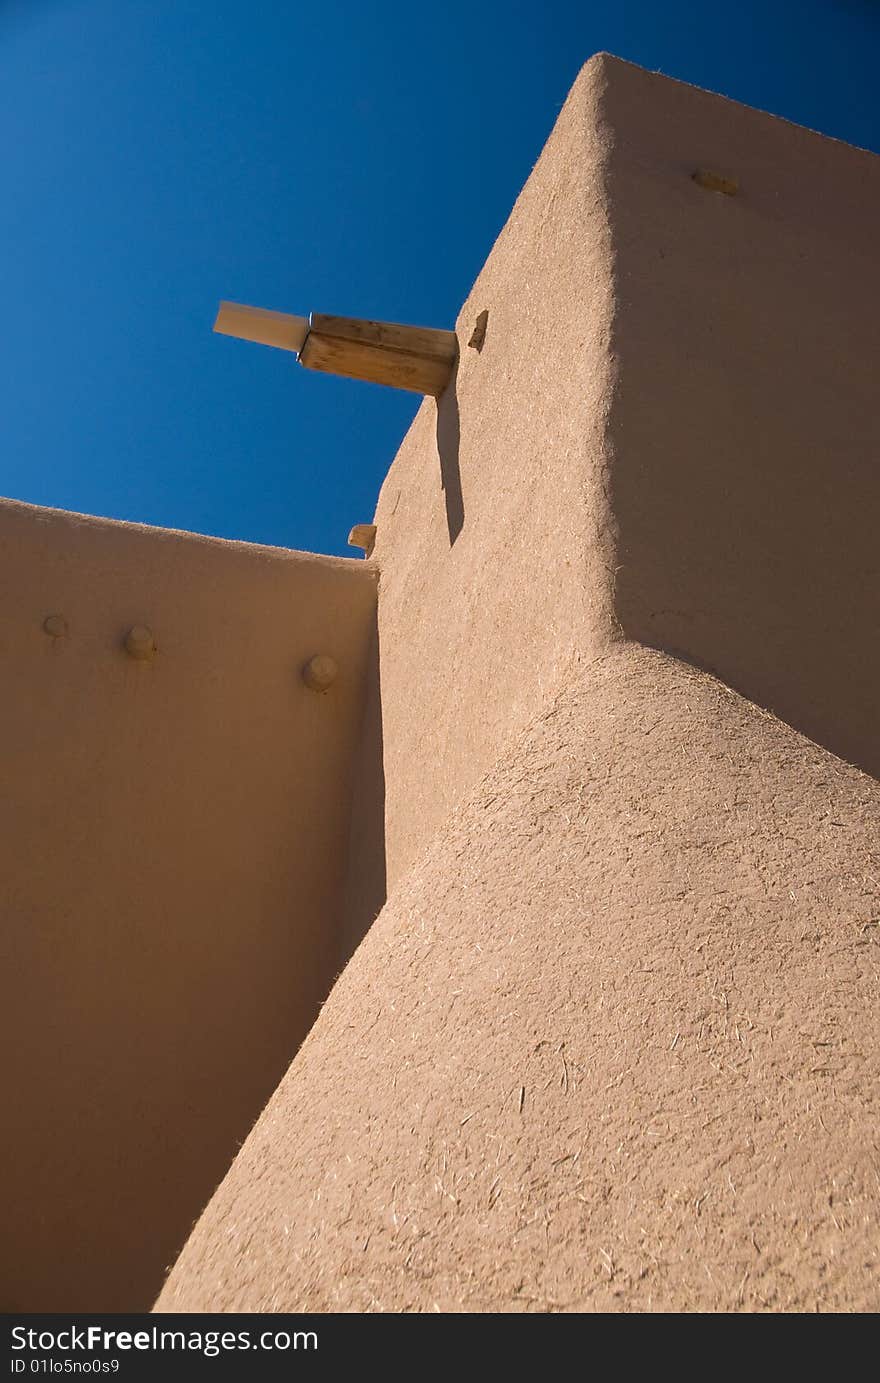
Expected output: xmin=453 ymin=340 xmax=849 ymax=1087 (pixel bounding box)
xmin=603 ymin=59 xmax=880 ymax=781
xmin=0 ymin=498 xmax=377 ymax=1310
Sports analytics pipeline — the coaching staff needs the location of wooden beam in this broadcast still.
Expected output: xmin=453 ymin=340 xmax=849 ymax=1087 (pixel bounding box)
xmin=348 ymin=523 xmax=377 ymax=556
xmin=213 ymin=302 xmax=310 ymax=354
xmin=300 ymin=315 xmax=458 ymax=397
xmin=308 ymin=315 xmax=458 ymax=362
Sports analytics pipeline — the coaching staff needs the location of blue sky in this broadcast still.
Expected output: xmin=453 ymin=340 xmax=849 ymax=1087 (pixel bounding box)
xmin=2 ymin=0 xmax=878 ymax=556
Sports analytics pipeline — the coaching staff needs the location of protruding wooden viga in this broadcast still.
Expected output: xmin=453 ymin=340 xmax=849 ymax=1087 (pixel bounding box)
xmin=214 ymin=301 xmax=457 ymax=396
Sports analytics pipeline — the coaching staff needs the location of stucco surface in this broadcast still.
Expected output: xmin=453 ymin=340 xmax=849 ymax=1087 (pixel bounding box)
xmin=157 ymin=645 xmax=880 ymax=1313
xmin=0 ymin=498 xmax=376 ymax=1310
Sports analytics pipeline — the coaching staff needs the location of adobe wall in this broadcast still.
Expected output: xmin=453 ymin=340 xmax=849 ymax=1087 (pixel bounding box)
xmin=0 ymin=497 xmax=377 ymax=1310
xmin=158 ymin=644 xmax=880 ymax=1313
xmin=347 ymin=54 xmax=880 ymax=937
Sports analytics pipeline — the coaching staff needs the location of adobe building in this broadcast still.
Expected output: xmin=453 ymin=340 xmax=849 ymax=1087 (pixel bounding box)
xmin=2 ymin=54 xmax=878 ymax=1313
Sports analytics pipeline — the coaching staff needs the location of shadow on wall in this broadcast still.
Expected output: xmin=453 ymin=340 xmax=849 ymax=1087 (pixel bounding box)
xmin=338 ymin=615 xmax=386 ymax=963
xmin=609 ymin=261 xmax=880 ymax=783
xmin=436 ymin=361 xmax=464 ymax=546
xmin=599 ymin=61 xmax=880 ymax=785
xmin=338 ymin=359 xmax=465 ymax=962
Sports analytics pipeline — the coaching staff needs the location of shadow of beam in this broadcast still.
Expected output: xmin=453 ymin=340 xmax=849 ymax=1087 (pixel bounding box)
xmin=436 ymin=362 xmax=464 ymax=545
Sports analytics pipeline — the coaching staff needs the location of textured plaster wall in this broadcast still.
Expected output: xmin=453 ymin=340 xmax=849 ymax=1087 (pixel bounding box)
xmin=158 ymin=645 xmax=880 ymax=1313
xmin=0 ymin=498 xmax=377 ymax=1310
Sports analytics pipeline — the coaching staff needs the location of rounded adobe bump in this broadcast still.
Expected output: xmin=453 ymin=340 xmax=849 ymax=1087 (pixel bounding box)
xmin=302 ymin=654 xmax=338 ymax=692
xmin=125 ymin=625 xmax=156 ymax=660
xmin=43 ymin=614 xmax=68 ymax=639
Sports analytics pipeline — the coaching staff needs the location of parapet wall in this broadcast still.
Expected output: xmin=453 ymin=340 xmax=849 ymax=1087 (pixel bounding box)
xmin=0 ymin=498 xmax=377 ymax=1309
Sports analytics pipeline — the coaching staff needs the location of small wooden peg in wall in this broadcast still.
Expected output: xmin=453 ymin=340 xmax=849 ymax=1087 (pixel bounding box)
xmin=348 ymin=524 xmax=377 ymax=557
xmin=692 ymin=168 xmax=739 ymax=196
xmin=43 ymin=614 xmax=68 ymax=638
xmin=468 ymin=309 xmax=489 ymax=352
xmin=125 ymin=625 xmax=156 ymax=660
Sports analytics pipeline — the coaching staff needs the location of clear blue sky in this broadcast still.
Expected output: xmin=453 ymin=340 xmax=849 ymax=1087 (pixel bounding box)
xmin=2 ymin=0 xmax=878 ymax=556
